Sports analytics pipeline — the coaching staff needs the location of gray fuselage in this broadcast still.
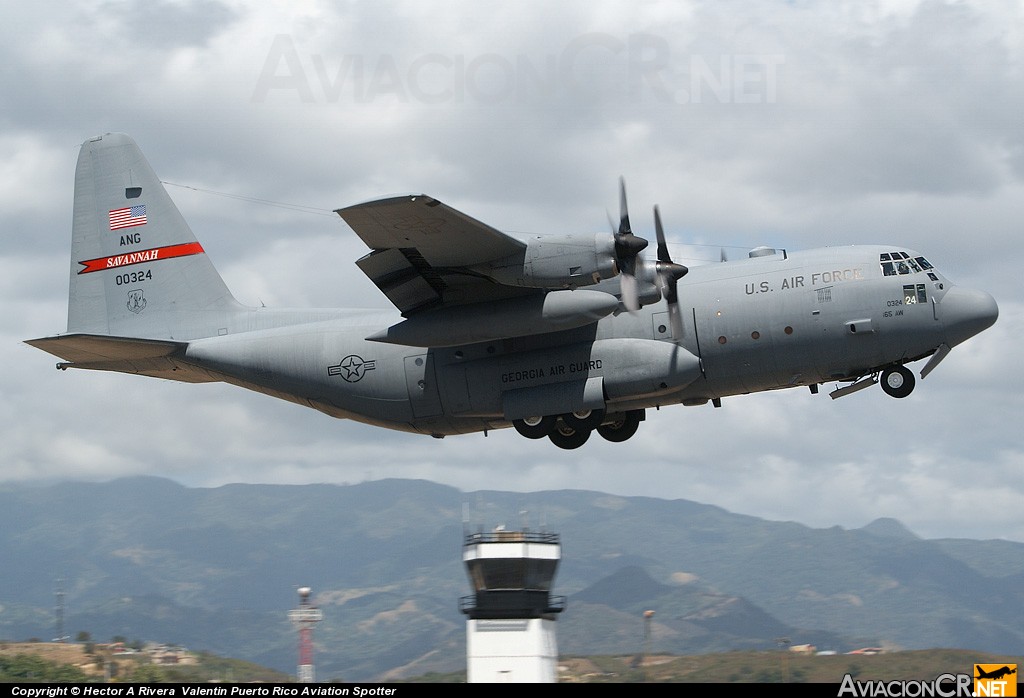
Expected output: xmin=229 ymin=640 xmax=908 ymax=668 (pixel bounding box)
xmin=181 ymin=244 xmax=994 ymax=437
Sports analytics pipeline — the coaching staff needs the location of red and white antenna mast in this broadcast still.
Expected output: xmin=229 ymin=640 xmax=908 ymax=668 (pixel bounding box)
xmin=288 ymin=586 xmax=323 ymax=683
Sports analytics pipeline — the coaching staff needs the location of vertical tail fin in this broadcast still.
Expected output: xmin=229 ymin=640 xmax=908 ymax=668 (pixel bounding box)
xmin=69 ymin=133 xmax=242 ymax=339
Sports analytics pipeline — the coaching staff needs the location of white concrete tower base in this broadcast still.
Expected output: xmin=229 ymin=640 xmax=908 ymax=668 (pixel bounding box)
xmin=467 ymin=617 xmax=558 ymax=683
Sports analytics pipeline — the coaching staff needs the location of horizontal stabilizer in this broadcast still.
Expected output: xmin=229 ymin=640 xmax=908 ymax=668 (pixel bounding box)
xmin=25 ymin=334 xmax=215 ymax=383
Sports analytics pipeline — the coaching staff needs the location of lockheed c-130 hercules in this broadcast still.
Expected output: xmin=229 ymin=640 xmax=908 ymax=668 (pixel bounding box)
xmin=27 ymin=133 xmax=999 ymax=449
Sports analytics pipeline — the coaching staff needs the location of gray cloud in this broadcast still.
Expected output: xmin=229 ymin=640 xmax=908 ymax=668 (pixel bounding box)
xmin=3 ymin=0 xmax=1021 ymax=542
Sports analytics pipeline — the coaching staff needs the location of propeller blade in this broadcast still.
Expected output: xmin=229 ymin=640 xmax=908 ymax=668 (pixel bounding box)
xmin=652 ymin=206 xmax=689 ymax=288
xmin=614 ymin=178 xmax=647 ymax=259
xmin=620 ymin=266 xmax=640 ymax=312
xmin=668 ymin=302 xmax=685 ymax=341
xmin=618 ymin=176 xmax=631 ymax=236
xmin=654 ymin=205 xmax=670 ymax=262
xmin=612 ymin=178 xmax=648 ymax=313
xmin=652 ymin=205 xmax=689 ymax=342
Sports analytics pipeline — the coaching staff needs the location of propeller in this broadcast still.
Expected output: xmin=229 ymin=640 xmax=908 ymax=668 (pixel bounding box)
xmin=653 ymin=205 xmax=689 ymax=341
xmin=612 ymin=177 xmax=648 ymax=312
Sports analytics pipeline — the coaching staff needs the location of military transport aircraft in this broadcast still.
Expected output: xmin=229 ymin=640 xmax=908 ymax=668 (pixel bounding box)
xmin=27 ymin=134 xmax=999 ymax=449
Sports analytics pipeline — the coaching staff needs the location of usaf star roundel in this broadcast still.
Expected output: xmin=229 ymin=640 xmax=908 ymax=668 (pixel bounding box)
xmin=328 ymin=354 xmax=377 ymax=382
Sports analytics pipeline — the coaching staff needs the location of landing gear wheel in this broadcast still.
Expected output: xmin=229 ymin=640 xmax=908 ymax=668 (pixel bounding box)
xmin=880 ymin=366 xmax=915 ymax=399
xmin=597 ymin=410 xmax=642 ymax=443
xmin=513 ymin=415 xmax=556 ymax=439
xmin=562 ymin=408 xmax=605 ymax=431
xmin=549 ymin=422 xmax=591 ymax=450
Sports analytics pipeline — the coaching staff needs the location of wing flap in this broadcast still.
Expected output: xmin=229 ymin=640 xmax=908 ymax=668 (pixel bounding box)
xmin=355 ymin=248 xmax=443 ymax=314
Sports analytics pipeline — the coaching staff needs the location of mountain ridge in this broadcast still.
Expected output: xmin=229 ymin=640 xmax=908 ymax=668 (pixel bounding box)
xmin=1 ymin=476 xmax=1020 ymax=681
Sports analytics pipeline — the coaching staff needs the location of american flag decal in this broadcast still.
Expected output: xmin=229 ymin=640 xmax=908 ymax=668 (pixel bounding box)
xmin=109 ymin=205 xmax=147 ymax=230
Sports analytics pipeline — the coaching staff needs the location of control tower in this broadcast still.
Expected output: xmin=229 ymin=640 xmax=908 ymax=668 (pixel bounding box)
xmin=460 ymin=529 xmax=565 ymax=683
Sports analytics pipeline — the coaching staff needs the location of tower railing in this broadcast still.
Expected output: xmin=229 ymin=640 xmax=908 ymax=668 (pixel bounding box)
xmin=464 ymin=531 xmax=559 ymax=545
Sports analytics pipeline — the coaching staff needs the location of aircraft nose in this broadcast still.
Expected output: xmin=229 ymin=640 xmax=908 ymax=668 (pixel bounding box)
xmin=940 ymin=286 xmax=998 ymax=347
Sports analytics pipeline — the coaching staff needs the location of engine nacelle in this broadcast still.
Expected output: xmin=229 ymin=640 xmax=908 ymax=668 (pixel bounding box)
xmin=366 ymin=289 xmax=620 ymax=347
xmin=479 ymin=233 xmax=618 ymax=289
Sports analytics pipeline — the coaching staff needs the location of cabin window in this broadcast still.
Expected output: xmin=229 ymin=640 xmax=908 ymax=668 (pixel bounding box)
xmin=903 ymin=284 xmax=928 ymax=305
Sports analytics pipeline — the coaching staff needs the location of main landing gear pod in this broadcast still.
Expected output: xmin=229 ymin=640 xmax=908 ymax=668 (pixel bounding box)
xmin=512 ymin=409 xmax=645 ymax=449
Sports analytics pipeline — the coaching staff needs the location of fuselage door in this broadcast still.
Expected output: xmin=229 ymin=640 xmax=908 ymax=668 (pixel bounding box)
xmin=651 ymin=311 xmax=673 ymax=341
xmin=404 ymin=353 xmax=444 ymax=418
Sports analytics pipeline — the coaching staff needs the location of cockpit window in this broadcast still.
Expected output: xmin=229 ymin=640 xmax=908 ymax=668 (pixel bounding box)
xmin=880 ymin=252 xmax=934 ymax=276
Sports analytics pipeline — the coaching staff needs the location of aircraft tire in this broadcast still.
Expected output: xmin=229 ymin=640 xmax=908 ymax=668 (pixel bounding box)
xmin=880 ymin=366 xmax=915 ymax=399
xmin=597 ymin=410 xmax=642 ymax=442
xmin=513 ymin=415 xmax=557 ymax=439
xmin=549 ymin=422 xmax=591 ymax=449
xmin=562 ymin=408 xmax=605 ymax=431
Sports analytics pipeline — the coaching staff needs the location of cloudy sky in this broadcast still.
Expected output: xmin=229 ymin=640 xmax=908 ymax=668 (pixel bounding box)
xmin=4 ymin=0 xmax=1022 ymax=541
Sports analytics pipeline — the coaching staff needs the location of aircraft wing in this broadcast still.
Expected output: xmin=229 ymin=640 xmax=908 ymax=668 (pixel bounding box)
xmin=336 ymin=194 xmax=534 ymax=316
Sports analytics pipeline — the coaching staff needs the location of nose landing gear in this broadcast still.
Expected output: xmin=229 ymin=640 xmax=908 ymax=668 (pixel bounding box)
xmin=880 ymin=365 xmax=915 ymax=399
